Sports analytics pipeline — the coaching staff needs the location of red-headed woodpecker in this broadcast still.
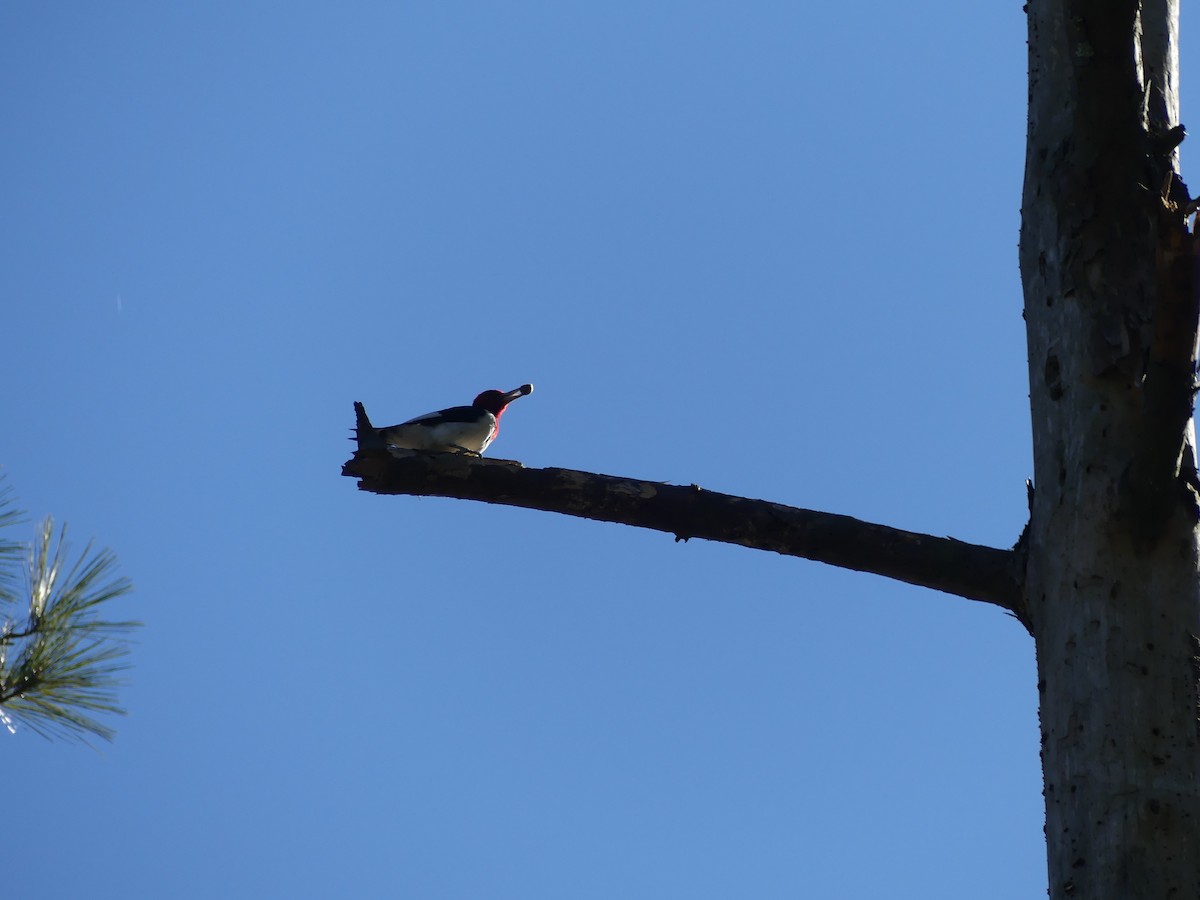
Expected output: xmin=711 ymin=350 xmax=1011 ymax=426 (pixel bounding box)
xmin=354 ymin=384 xmax=533 ymax=455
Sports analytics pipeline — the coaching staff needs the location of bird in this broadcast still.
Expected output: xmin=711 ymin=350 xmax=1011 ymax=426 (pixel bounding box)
xmin=354 ymin=384 xmax=533 ymax=455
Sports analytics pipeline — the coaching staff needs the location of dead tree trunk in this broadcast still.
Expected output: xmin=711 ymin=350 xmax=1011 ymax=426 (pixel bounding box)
xmin=343 ymin=1 xmax=1200 ymax=893
xmin=1021 ymin=1 xmax=1200 ymax=895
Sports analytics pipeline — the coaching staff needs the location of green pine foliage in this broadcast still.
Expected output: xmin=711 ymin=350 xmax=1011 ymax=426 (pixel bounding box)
xmin=0 ymin=480 xmax=23 ymax=606
xmin=0 ymin=480 xmax=140 ymax=743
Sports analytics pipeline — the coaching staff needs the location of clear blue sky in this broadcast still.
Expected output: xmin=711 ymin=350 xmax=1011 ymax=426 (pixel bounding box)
xmin=6 ymin=3 xmax=1169 ymax=897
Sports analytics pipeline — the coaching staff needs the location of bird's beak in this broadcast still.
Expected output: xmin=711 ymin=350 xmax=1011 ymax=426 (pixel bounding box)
xmin=504 ymin=384 xmax=534 ymax=403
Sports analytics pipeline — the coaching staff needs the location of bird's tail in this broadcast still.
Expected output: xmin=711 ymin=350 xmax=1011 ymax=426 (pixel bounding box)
xmin=352 ymin=401 xmax=384 ymax=450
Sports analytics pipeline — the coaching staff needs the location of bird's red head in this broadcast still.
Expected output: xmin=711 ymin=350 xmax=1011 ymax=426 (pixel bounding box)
xmin=472 ymin=383 xmax=533 ymax=417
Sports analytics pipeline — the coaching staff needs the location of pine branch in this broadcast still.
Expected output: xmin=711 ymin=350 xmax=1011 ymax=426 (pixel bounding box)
xmin=342 ymin=447 xmax=1025 ymax=621
xmin=0 ymin=479 xmax=24 ymax=607
xmin=0 ymin=507 xmax=140 ymax=744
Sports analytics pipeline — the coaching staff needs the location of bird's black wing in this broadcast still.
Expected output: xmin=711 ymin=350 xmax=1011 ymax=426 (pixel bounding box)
xmin=400 ymin=404 xmax=481 ymax=426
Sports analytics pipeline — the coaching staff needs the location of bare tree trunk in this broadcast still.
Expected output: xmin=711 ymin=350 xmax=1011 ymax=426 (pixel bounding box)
xmin=343 ymin=2 xmax=1200 ymax=891
xmin=1021 ymin=1 xmax=1200 ymax=895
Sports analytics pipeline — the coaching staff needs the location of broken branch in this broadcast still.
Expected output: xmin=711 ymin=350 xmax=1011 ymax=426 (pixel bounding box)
xmin=343 ymin=448 xmax=1024 ymax=619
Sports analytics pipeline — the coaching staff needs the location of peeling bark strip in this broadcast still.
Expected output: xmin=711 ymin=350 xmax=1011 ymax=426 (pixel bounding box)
xmin=1120 ymin=172 xmax=1200 ymax=536
xmin=343 ymin=447 xmax=1023 ymax=616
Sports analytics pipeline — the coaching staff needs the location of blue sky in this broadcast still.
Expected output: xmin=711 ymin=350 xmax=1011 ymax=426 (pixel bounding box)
xmin=2 ymin=2 xmax=1155 ymax=897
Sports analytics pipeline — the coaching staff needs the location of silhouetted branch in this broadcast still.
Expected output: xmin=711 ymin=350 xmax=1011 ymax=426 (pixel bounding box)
xmin=342 ymin=446 xmax=1025 ymax=620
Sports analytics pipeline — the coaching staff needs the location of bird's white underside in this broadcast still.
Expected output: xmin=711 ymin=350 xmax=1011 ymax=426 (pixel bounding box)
xmin=379 ymin=414 xmax=499 ymax=454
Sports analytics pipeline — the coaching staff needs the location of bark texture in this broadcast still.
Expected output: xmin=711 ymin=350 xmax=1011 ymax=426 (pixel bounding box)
xmin=1021 ymin=0 xmax=1200 ymax=895
xmin=343 ymin=447 xmax=1022 ymax=613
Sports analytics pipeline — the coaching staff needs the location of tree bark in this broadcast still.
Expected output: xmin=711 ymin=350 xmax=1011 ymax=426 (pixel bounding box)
xmin=1021 ymin=0 xmax=1200 ymax=895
